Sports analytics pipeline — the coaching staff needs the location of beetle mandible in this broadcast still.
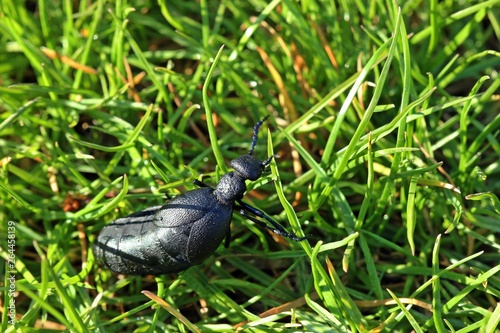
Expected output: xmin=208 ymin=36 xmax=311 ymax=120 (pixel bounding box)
xmin=93 ymin=116 xmax=305 ymax=275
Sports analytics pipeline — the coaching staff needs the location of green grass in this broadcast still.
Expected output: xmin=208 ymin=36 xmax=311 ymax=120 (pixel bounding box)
xmin=1 ymin=0 xmax=500 ymax=332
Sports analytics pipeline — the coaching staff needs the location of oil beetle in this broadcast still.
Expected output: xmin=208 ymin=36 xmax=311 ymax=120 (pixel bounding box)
xmin=93 ymin=117 xmax=305 ymax=275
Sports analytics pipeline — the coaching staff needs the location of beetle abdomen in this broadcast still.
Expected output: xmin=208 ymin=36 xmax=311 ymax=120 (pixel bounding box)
xmin=94 ymin=205 xmax=191 ymax=274
xmin=94 ymin=188 xmax=233 ymax=275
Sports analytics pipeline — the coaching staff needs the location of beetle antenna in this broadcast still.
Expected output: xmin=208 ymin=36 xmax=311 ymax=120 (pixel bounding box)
xmin=249 ymin=115 xmax=270 ymax=155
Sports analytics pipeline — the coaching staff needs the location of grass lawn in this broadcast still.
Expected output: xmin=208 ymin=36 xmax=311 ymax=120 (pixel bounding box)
xmin=1 ymin=0 xmax=500 ymax=332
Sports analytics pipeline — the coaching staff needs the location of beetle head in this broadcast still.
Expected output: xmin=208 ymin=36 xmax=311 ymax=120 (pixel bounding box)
xmin=231 ymin=154 xmax=266 ymax=181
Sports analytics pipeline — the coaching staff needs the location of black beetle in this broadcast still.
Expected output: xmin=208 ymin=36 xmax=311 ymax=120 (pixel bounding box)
xmin=93 ymin=117 xmax=305 ymax=275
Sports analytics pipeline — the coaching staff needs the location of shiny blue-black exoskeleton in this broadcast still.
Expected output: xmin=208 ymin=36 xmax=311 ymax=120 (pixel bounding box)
xmin=93 ymin=117 xmax=305 ymax=275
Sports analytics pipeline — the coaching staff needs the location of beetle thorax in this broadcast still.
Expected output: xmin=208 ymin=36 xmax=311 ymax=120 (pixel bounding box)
xmin=214 ymin=172 xmax=247 ymax=205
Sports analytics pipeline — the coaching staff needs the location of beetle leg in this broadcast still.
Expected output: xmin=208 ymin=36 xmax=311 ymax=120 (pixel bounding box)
xmin=236 ymin=201 xmax=306 ymax=241
xmin=238 ymin=208 xmax=306 ymax=241
xmin=193 ymin=179 xmax=213 ymax=188
xmin=224 ymin=226 xmax=231 ymax=248
xmin=237 ymin=207 xmax=275 ymax=231
xmin=237 ymin=201 xmax=288 ymax=232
